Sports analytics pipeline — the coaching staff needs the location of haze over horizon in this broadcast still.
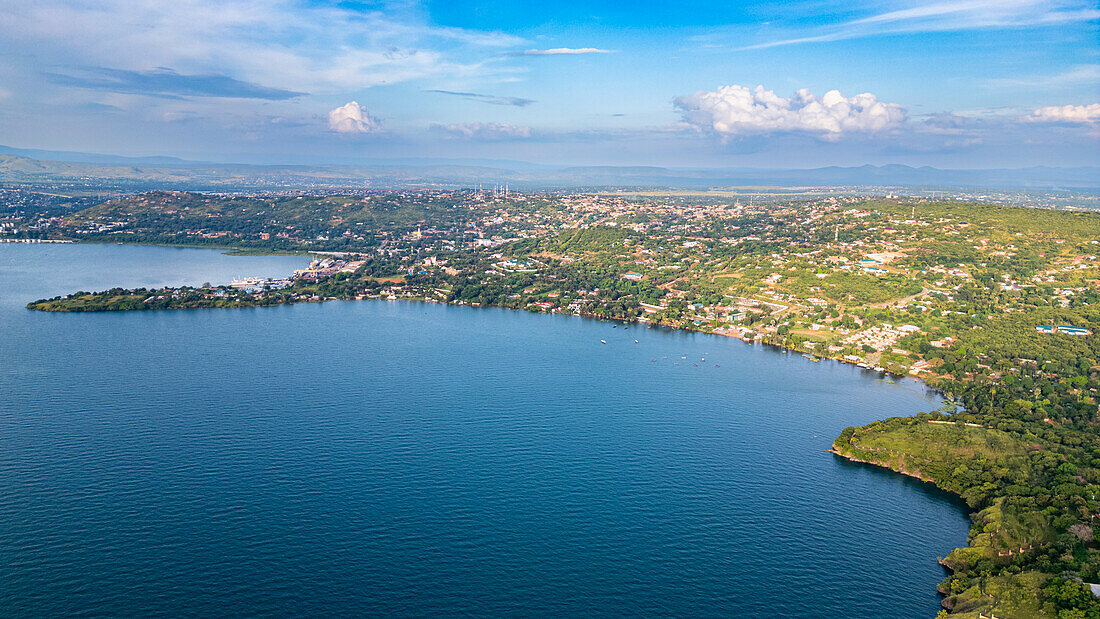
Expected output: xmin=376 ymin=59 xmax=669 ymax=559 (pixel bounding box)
xmin=1 ymin=0 xmax=1097 ymax=169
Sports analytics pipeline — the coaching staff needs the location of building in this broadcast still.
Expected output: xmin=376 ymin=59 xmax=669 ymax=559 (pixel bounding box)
xmin=1036 ymin=325 xmax=1091 ymax=336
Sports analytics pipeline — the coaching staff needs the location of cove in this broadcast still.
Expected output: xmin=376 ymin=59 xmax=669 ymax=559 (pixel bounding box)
xmin=0 ymin=244 xmax=969 ymax=617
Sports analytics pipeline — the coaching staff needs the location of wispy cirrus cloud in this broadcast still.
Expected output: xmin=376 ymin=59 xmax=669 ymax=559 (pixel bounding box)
xmin=0 ymin=0 xmax=521 ymax=95
xmin=742 ymin=0 xmax=1100 ymax=50
xmin=985 ymin=64 xmax=1100 ymax=89
xmin=509 ymin=48 xmax=614 ymax=56
xmin=48 ymin=67 xmax=303 ymax=100
xmin=425 ymin=89 xmax=535 ymax=107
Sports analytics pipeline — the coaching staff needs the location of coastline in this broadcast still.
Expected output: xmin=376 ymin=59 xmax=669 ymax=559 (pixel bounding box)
xmin=19 ymin=240 xmax=980 ymax=612
xmin=827 ymin=446 xmax=958 ymax=496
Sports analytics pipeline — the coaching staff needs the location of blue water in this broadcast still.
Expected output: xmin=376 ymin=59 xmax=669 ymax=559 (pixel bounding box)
xmin=0 ymin=244 xmax=969 ymax=617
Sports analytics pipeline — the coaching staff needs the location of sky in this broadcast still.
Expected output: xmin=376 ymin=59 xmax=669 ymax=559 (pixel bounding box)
xmin=0 ymin=0 xmax=1097 ymax=168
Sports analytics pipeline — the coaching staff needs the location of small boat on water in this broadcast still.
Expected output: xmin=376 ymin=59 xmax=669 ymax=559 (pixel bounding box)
xmin=600 ymin=340 xmax=606 ymax=344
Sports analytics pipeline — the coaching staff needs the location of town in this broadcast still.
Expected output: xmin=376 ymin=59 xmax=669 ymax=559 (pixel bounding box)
xmin=17 ymin=189 xmax=1100 ymax=381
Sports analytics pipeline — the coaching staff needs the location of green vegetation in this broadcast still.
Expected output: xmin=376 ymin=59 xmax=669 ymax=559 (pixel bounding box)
xmin=15 ymin=189 xmax=1100 ymax=615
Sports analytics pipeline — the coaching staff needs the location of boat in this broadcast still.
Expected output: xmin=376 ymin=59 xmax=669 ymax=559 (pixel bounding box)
xmin=600 ymin=340 xmax=606 ymax=344
xmin=229 ymin=276 xmax=267 ymax=289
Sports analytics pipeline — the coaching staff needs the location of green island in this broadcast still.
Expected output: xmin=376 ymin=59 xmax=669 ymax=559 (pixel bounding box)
xmin=15 ymin=188 xmax=1100 ymax=617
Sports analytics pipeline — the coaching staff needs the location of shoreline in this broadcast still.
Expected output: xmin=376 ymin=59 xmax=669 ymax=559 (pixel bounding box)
xmin=19 ymin=238 xmax=948 ymax=403
xmin=21 ymin=240 xmax=975 ymax=612
xmin=0 ymin=237 xmax=321 ymax=257
xmin=21 ymin=243 xmax=942 ymax=393
xmin=827 ymin=446 xmax=961 ymax=497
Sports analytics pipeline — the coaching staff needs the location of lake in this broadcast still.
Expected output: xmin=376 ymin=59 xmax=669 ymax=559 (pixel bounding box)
xmin=0 ymin=244 xmax=968 ymax=617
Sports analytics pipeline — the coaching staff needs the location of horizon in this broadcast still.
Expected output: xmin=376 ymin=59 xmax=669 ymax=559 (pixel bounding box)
xmin=3 ymin=143 xmax=1100 ymax=174
xmin=1 ymin=1 xmax=1097 ymax=168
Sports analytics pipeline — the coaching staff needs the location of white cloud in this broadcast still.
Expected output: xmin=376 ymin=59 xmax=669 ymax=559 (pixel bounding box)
xmin=328 ymin=102 xmax=380 ymax=134
xmin=431 ymin=122 xmax=531 ymax=139
xmin=1026 ymin=103 xmax=1100 ymax=123
xmin=743 ymin=0 xmax=1100 ymax=50
xmin=0 ymin=1 xmax=521 ymax=95
xmin=512 ymin=48 xmax=613 ymax=56
xmin=986 ymin=65 xmax=1100 ymax=89
xmin=674 ymin=85 xmax=907 ymax=139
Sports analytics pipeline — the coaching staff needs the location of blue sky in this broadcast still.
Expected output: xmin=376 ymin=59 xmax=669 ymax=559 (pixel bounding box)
xmin=0 ymin=0 xmax=1096 ymax=168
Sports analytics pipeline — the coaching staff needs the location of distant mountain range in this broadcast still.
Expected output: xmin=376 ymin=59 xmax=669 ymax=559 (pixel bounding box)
xmin=0 ymin=145 xmax=191 ymax=165
xmin=0 ymin=146 xmax=1097 ymax=190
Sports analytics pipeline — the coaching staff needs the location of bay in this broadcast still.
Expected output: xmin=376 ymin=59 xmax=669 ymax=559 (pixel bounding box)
xmin=0 ymin=244 xmax=969 ymax=617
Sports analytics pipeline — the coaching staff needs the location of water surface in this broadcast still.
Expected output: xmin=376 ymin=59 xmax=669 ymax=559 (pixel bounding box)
xmin=0 ymin=244 xmax=968 ymax=617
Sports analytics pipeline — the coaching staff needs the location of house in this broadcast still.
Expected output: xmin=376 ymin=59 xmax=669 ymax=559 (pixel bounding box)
xmin=1036 ymin=325 xmax=1091 ymax=336
xmin=909 ymin=360 xmax=932 ymax=374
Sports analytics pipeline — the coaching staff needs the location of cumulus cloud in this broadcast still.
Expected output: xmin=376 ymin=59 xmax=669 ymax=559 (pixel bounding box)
xmin=1026 ymin=103 xmax=1100 ymax=124
xmin=510 ymin=48 xmax=613 ymax=56
xmin=430 ymin=122 xmax=531 ymax=139
xmin=328 ymin=102 xmax=380 ymax=134
xmin=674 ymin=84 xmax=907 ymax=140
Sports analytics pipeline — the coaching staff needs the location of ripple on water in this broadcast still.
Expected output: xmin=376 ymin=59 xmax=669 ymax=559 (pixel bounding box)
xmin=0 ymin=244 xmax=967 ymax=617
